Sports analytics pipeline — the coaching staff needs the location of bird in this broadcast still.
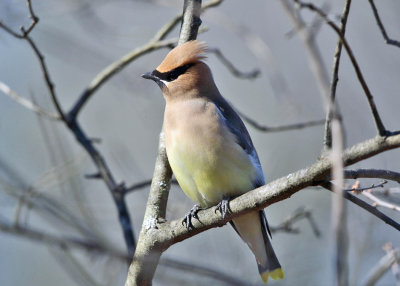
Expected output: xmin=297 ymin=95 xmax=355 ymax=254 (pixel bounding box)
xmin=142 ymin=40 xmax=284 ymax=283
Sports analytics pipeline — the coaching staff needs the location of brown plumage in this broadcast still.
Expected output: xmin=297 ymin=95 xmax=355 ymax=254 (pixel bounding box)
xmin=142 ymin=40 xmax=284 ymax=283
xmin=156 ymin=41 xmax=207 ymax=72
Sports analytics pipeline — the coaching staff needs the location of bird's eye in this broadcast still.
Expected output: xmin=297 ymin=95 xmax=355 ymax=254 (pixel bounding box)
xmin=152 ymin=63 xmax=195 ymax=83
xmin=165 ymin=63 xmax=194 ymax=82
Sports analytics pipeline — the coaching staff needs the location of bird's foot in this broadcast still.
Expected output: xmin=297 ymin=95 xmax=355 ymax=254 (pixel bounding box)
xmin=182 ymin=204 xmax=202 ymax=231
xmin=214 ymin=196 xmax=231 ymax=219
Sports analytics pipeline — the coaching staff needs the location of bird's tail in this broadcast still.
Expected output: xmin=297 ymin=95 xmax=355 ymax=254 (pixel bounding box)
xmin=231 ymin=210 xmax=284 ymax=283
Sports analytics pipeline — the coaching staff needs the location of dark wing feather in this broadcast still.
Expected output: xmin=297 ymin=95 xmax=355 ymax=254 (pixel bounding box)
xmin=214 ymin=96 xmax=265 ymax=187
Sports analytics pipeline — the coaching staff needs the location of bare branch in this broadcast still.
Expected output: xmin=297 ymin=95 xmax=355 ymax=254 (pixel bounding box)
xmin=159 ymin=258 xmax=254 ymax=286
xmin=363 ymin=248 xmax=400 ymax=286
xmin=368 ymin=0 xmax=400 ymax=48
xmin=153 ymin=134 xmax=400 ymax=249
xmin=324 ymin=0 xmax=352 ymax=149
xmin=238 ymin=110 xmax=325 ymax=132
xmin=362 ymin=191 xmax=400 ymax=213
xmin=330 ymin=118 xmax=348 ymax=286
xmin=346 ymin=180 xmax=388 ymax=193
xmin=269 ymin=207 xmax=320 ymax=236
xmin=294 ymin=0 xmax=387 ymax=136
xmin=0 ymin=82 xmax=60 ymax=120
xmin=125 ymin=179 xmax=179 ymax=194
xmin=321 ymin=180 xmax=400 ymax=232
xmin=344 ymin=169 xmax=400 ymax=184
xmin=68 ymin=0 xmax=224 ymax=120
xmin=0 ymin=217 xmax=128 ymax=262
xmin=280 ymin=0 xmax=330 ymax=107
xmin=208 ymin=47 xmax=260 ymax=79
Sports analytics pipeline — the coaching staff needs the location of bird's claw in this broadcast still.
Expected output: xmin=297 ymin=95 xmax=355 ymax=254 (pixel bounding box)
xmin=182 ymin=204 xmax=202 ymax=231
xmin=214 ymin=197 xmax=231 ymax=219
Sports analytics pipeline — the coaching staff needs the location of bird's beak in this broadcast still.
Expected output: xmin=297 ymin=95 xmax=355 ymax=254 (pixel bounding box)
xmin=141 ymin=72 xmax=159 ymax=82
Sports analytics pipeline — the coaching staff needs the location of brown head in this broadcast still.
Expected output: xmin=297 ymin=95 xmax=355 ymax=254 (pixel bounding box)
xmin=142 ymin=40 xmax=219 ymax=100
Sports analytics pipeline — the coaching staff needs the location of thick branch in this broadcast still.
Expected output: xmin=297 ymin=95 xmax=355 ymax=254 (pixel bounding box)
xmin=152 ymin=134 xmax=400 ymax=248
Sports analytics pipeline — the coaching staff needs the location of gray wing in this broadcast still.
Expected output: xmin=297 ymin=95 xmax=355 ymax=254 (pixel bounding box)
xmin=214 ymin=96 xmax=265 ymax=187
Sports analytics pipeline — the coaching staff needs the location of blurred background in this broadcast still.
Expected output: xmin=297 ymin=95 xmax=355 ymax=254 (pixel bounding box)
xmin=0 ymin=0 xmax=400 ymax=285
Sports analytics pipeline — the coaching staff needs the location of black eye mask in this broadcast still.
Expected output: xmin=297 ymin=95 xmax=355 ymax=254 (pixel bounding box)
xmin=152 ymin=63 xmax=195 ymax=82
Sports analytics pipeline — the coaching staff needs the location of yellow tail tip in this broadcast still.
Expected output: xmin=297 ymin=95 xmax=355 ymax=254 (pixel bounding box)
xmin=260 ymin=268 xmax=284 ymax=283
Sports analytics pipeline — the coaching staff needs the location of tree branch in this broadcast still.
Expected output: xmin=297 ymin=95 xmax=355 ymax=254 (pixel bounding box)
xmin=208 ymin=47 xmax=260 ymax=79
xmin=237 ymin=109 xmax=325 ymax=132
xmin=67 ymin=0 xmax=223 ymax=120
xmin=125 ymin=1 xmax=208 ymax=284
xmin=368 ymin=0 xmax=400 ymax=48
xmin=323 ymin=0 xmax=352 ymax=149
xmin=344 ymin=169 xmax=400 ymax=184
xmin=320 ymin=181 xmax=400 ymax=232
xmin=151 ymin=134 xmax=400 ymax=249
xmin=363 ymin=248 xmax=400 ymax=286
xmin=0 ymin=82 xmax=60 ymax=120
xmin=294 ymin=0 xmax=387 ymax=136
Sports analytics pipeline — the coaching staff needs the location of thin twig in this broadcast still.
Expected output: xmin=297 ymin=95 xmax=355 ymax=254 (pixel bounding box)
xmin=294 ymin=0 xmax=387 ymax=136
xmin=0 ymin=0 xmax=136 ymax=256
xmin=208 ymin=47 xmax=260 ymax=79
xmin=68 ymin=0 xmax=223 ymax=120
xmin=320 ymin=181 xmax=400 ymax=232
xmin=345 ymin=180 xmax=387 ymax=193
xmin=323 ymin=0 xmax=352 ymax=149
xmin=362 ymin=191 xmax=400 ymax=213
xmin=0 ymin=217 xmax=129 ymax=262
xmin=238 ymin=109 xmax=325 ymax=132
xmin=0 ymin=82 xmax=60 ymax=120
xmin=125 ymin=179 xmax=179 ymax=194
xmin=383 ymin=243 xmax=400 ymax=286
xmin=344 ymin=169 xmax=400 ymax=184
xmin=368 ymin=0 xmax=400 ymax=48
xmin=269 ymin=207 xmax=321 ymax=236
xmin=280 ymin=0 xmax=330 ymax=107
xmin=363 ymin=248 xmax=400 ymax=286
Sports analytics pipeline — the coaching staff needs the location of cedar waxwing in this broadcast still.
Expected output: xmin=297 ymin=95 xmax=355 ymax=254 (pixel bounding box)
xmin=142 ymin=40 xmax=284 ymax=283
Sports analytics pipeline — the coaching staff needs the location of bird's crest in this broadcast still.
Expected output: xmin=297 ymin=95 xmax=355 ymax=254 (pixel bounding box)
xmin=157 ymin=40 xmax=207 ymax=73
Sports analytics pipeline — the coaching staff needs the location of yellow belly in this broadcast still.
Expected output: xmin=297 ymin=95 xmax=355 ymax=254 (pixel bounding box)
xmin=166 ymin=125 xmax=257 ymax=208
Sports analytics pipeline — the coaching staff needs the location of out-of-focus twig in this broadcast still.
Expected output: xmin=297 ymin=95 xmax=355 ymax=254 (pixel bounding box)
xmin=0 ymin=217 xmax=129 ymax=262
xmin=330 ymin=118 xmax=348 ymax=286
xmin=0 ymin=82 xmax=60 ymax=120
xmin=383 ymin=243 xmax=400 ymax=286
xmin=368 ymin=0 xmax=400 ymax=48
xmin=269 ymin=207 xmax=320 ymax=237
xmin=208 ymin=47 xmax=260 ymax=79
xmin=280 ymin=0 xmax=330 ymax=107
xmin=238 ymin=110 xmax=325 ymax=132
xmin=363 ymin=247 xmax=400 ymax=286
xmin=294 ymin=0 xmax=387 ymax=137
xmin=159 ymin=258 xmax=254 ymax=286
xmin=362 ymin=191 xmax=400 ymax=213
